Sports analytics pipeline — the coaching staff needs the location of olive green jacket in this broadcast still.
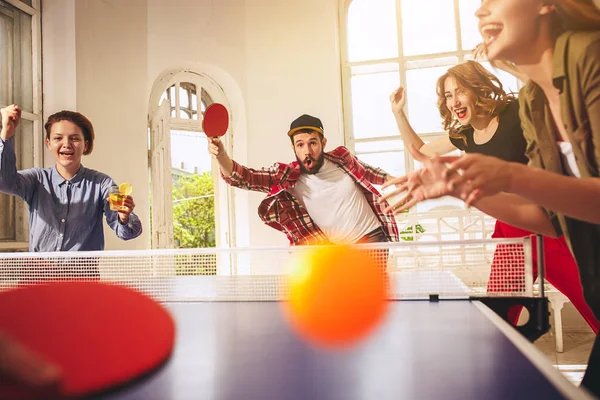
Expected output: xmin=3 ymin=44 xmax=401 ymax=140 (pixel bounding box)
xmin=518 ymin=30 xmax=600 ymax=315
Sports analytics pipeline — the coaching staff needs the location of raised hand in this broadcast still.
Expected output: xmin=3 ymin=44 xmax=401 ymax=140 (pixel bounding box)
xmin=389 ymin=86 xmax=407 ymax=115
xmin=207 ymin=137 xmax=225 ymax=159
xmin=445 ymin=153 xmax=514 ymax=206
xmin=0 ymin=105 xmax=22 ymax=141
xmin=207 ymin=136 xmax=234 ymax=177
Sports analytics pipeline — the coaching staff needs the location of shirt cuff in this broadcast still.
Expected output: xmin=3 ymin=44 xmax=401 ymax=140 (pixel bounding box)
xmin=119 ymin=216 xmax=135 ymax=228
xmin=221 ymin=160 xmax=242 ymax=184
xmin=122 ymin=213 xmax=142 ymax=230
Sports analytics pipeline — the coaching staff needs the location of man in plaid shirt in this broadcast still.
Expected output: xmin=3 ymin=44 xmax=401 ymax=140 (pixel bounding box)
xmin=208 ymin=114 xmax=399 ymax=246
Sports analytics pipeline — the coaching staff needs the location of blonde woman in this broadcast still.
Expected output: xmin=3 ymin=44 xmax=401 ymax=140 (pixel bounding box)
xmin=382 ymin=0 xmax=600 ymax=394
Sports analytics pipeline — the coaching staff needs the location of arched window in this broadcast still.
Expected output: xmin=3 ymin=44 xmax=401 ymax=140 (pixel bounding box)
xmin=148 ymin=71 xmax=233 ymax=251
xmin=339 ymin=0 xmax=521 ymax=217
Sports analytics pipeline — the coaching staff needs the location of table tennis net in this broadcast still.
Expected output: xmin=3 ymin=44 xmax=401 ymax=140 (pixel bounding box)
xmin=0 ymin=238 xmax=538 ymax=301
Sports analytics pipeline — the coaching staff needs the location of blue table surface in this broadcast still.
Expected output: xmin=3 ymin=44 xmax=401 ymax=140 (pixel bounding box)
xmin=100 ymin=300 xmax=573 ymax=400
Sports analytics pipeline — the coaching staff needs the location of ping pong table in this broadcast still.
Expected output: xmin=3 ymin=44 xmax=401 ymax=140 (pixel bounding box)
xmin=0 ymin=239 xmax=594 ymax=399
xmin=100 ymin=298 xmax=591 ymax=400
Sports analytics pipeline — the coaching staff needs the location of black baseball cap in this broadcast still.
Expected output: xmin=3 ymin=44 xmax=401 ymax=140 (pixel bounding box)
xmin=287 ymin=114 xmax=324 ymax=137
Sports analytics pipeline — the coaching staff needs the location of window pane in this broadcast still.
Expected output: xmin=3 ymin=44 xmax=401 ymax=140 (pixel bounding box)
xmin=406 ymin=65 xmax=451 ymax=134
xmin=354 ymin=139 xmax=404 ymax=153
xmin=357 ymin=151 xmax=405 ymax=182
xmin=0 ymin=11 xmax=14 ymax=106
xmin=171 ymin=171 xmax=216 ymax=250
xmin=169 ymin=86 xmax=176 ymax=107
xmin=0 ymin=193 xmax=15 ymax=240
xmin=192 ymin=93 xmax=198 ymax=110
xmin=459 ymin=0 xmax=482 ymax=51
xmin=347 ymin=0 xmax=398 ymax=62
xmin=350 ymin=66 xmax=400 ymax=140
xmin=200 ymin=89 xmax=209 ymax=114
xmin=406 ymin=57 xmax=457 ymax=70
xmin=170 ymin=130 xmax=211 ymax=174
xmin=402 ymin=0 xmax=456 ymax=56
xmin=170 ymin=131 xmax=217 ymax=248
xmin=17 ymin=11 xmax=33 ymax=111
xmin=0 ymin=119 xmax=34 ymax=241
xmin=0 ymin=7 xmax=33 ymax=111
xmin=16 ymin=119 xmax=34 ymax=169
xmin=179 ymin=87 xmax=189 ymax=109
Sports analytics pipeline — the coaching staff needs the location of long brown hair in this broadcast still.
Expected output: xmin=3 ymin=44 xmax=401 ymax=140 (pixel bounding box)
xmin=436 ymin=60 xmax=515 ymax=146
xmin=44 ymin=111 xmax=95 ymax=155
xmin=549 ymin=0 xmax=600 ymax=35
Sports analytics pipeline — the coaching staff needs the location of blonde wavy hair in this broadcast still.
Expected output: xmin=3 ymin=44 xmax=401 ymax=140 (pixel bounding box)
xmin=436 ymin=60 xmax=515 ymax=146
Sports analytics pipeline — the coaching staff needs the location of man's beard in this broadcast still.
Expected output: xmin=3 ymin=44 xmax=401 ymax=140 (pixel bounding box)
xmin=297 ymin=152 xmax=325 ymax=174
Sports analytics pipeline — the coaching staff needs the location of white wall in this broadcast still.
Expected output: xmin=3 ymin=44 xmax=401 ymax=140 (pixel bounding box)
xmin=42 ymin=0 xmax=343 ymax=249
xmin=242 ymin=0 xmax=344 ymax=246
xmin=76 ymin=0 xmax=150 ymax=250
xmin=41 ymin=0 xmax=77 ymax=167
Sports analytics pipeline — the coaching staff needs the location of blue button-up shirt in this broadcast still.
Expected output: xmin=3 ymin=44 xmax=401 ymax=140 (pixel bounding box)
xmin=0 ymin=137 xmax=142 ymax=252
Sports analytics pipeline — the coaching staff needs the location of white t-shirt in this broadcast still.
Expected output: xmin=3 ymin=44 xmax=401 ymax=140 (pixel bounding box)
xmin=287 ymin=159 xmax=381 ymax=244
xmin=558 ymin=141 xmax=582 ymax=178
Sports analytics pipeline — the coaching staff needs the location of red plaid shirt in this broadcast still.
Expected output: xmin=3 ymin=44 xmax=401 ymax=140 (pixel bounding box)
xmin=221 ymin=146 xmax=399 ymax=245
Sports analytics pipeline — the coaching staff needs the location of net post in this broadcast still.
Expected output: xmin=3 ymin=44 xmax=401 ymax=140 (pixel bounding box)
xmin=536 ymin=234 xmax=545 ymax=298
xmin=523 ymin=236 xmax=534 ymax=297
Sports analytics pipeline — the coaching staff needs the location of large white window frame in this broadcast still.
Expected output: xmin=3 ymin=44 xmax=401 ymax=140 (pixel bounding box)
xmin=338 ymin=0 xmax=522 ymax=225
xmin=0 ymin=0 xmax=42 ymax=251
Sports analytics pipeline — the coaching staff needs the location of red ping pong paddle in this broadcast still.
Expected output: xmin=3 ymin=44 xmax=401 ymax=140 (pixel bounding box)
xmin=0 ymin=281 xmax=175 ymax=399
xmin=203 ymin=103 xmax=229 ymax=138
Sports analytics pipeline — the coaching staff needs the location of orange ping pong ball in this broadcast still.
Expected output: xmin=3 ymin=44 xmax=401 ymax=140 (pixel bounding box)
xmin=283 ymin=245 xmax=390 ymax=348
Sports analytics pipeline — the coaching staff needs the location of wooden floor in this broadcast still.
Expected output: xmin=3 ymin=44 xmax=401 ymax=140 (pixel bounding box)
xmin=535 ymin=331 xmax=595 ymax=387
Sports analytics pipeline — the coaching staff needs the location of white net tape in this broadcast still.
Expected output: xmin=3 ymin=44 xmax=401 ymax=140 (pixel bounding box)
xmin=0 ymin=238 xmax=535 ymax=301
